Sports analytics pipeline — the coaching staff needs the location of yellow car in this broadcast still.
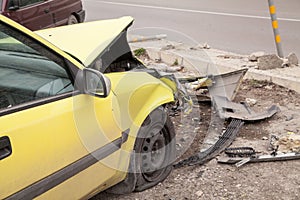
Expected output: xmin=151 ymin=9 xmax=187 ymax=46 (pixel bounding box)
xmin=0 ymin=15 xmax=182 ymax=199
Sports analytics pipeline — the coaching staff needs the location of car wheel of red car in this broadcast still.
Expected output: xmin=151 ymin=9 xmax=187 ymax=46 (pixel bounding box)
xmin=67 ymin=15 xmax=78 ymax=25
xmin=134 ymin=106 xmax=176 ymax=192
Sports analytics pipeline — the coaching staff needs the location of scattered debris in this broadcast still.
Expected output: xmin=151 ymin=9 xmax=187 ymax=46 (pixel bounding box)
xmin=212 ymin=95 xmax=280 ymax=121
xmin=245 ymin=98 xmax=257 ymax=107
xmin=219 ymin=132 xmax=300 ymax=168
xmin=217 ymin=54 xmax=244 ymax=59
xmin=133 ymin=43 xmax=288 ymax=173
xmin=264 ymin=85 xmax=273 ymax=90
xmin=174 ymin=119 xmax=244 ymax=168
xmin=128 ymin=34 xmax=167 ymax=43
xmin=287 ymin=52 xmax=299 ymax=66
xmin=184 ymin=77 xmax=212 ymax=91
xmin=195 ymin=190 xmax=204 ymax=197
xmin=248 ymin=51 xmax=265 ymax=62
xmin=191 ymin=43 xmax=211 ymax=50
xmin=149 ymin=63 xmax=183 ymax=73
xmin=235 ymin=157 xmax=252 ymax=167
xmin=262 ymin=136 xmax=268 ymax=140
xmin=161 ymin=44 xmax=176 ymax=51
xmin=160 ymin=62 xmax=279 ymax=168
xmin=225 ymin=147 xmax=256 ymax=157
xmin=202 ymin=42 xmax=210 ymax=49
xmin=218 ymin=152 xmax=300 ymax=167
xmin=271 ymin=133 xmax=300 ymax=153
xmin=269 ymin=134 xmax=279 ymax=151
xmin=282 ymin=58 xmax=290 ymax=68
xmin=181 ymin=69 xmax=248 ymax=102
xmin=285 ymin=114 xmax=294 ymax=121
xmin=257 ymin=54 xmax=283 ymax=70
xmin=207 ymin=69 xmax=247 ymax=101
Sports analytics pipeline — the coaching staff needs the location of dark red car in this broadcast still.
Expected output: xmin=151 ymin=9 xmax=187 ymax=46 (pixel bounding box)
xmin=0 ymin=0 xmax=85 ymax=30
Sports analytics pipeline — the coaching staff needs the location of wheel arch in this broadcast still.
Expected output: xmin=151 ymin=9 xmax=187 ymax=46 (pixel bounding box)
xmin=109 ymin=82 xmax=175 ymax=188
xmin=123 ymin=82 xmax=174 ymax=151
xmin=107 ymin=104 xmax=175 ymax=194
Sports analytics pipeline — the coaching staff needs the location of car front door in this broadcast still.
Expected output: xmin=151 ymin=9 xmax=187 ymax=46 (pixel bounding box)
xmin=0 ymin=18 xmax=125 ymax=199
xmin=4 ymin=0 xmax=53 ymax=30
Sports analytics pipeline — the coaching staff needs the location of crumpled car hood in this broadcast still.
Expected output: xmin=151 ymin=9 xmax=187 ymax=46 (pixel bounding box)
xmin=35 ymin=16 xmax=134 ymax=67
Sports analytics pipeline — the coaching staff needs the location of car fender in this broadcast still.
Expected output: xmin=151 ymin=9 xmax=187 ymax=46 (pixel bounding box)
xmin=106 ymin=72 xmax=174 ymax=175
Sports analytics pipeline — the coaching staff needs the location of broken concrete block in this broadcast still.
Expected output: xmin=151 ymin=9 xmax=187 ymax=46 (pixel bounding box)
xmin=287 ymin=52 xmax=299 ymax=66
xmin=149 ymin=63 xmax=183 ymax=73
xmin=195 ymin=190 xmax=204 ymax=197
xmin=202 ymin=42 xmax=210 ymax=49
xmin=249 ymin=51 xmax=265 ymax=62
xmin=274 ymin=134 xmax=300 ymax=153
xmin=190 ymin=43 xmax=210 ymax=50
xmin=282 ymin=58 xmax=290 ymax=68
xmin=146 ymin=48 xmax=161 ymax=61
xmin=257 ymin=54 xmax=284 ymax=70
xmin=161 ymin=44 xmax=175 ymax=51
xmin=245 ymin=98 xmax=257 ymax=106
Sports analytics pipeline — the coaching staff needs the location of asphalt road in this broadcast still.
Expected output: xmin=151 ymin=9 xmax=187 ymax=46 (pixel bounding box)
xmin=83 ymin=0 xmax=300 ymax=57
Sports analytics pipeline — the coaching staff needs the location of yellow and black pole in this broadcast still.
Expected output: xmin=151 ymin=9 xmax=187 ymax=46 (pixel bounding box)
xmin=268 ymin=0 xmax=284 ymax=58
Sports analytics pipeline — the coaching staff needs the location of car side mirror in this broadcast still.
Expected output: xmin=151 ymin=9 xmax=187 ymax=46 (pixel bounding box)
xmin=83 ymin=68 xmax=111 ymax=97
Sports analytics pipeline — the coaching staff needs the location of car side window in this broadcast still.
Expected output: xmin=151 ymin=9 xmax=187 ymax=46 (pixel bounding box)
xmin=19 ymin=0 xmax=44 ymax=7
xmin=0 ymin=30 xmax=74 ymax=111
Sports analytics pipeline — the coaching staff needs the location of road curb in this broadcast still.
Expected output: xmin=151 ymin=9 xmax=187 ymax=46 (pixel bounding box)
xmin=141 ymin=47 xmax=300 ymax=94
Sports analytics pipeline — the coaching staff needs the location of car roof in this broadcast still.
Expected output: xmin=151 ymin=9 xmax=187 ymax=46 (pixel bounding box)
xmin=36 ymin=16 xmax=134 ymax=66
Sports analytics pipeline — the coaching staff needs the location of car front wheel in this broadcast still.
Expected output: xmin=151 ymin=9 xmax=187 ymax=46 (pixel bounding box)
xmin=106 ymin=106 xmax=176 ymax=194
xmin=134 ymin=106 xmax=176 ymax=192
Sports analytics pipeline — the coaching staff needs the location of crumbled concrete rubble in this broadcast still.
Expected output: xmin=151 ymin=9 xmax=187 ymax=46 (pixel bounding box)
xmin=161 ymin=44 xmax=176 ymax=51
xmin=272 ymin=133 xmax=300 ymax=153
xmin=131 ymin=38 xmax=300 ymax=96
xmin=148 ymin=63 xmax=183 ymax=73
xmin=257 ymin=54 xmax=284 ymax=70
xmin=190 ymin=42 xmax=211 ymax=50
xmin=245 ymin=98 xmax=257 ymax=106
xmin=249 ymin=52 xmax=299 ymax=69
xmin=287 ymin=52 xmax=299 ymax=66
xmin=248 ymin=51 xmax=265 ymax=62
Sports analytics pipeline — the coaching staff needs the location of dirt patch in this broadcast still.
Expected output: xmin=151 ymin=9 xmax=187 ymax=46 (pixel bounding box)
xmin=92 ymin=80 xmax=300 ymax=200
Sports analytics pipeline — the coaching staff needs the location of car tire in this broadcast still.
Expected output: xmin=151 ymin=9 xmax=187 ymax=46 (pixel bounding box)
xmin=67 ymin=14 xmax=78 ymax=25
xmin=106 ymin=107 xmax=176 ymax=194
xmin=133 ymin=106 xmax=176 ymax=192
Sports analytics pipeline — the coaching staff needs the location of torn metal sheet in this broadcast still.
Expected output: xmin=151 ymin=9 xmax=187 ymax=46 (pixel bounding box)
xmin=180 ymin=68 xmax=248 ymax=101
xmin=218 ymin=152 xmax=300 ymax=167
xmin=208 ymin=69 xmax=247 ymax=101
xmin=212 ymin=95 xmax=280 ymax=121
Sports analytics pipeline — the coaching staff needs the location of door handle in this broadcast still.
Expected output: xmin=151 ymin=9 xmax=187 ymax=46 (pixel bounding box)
xmin=44 ymin=9 xmax=50 ymax=13
xmin=0 ymin=136 xmax=12 ymax=160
